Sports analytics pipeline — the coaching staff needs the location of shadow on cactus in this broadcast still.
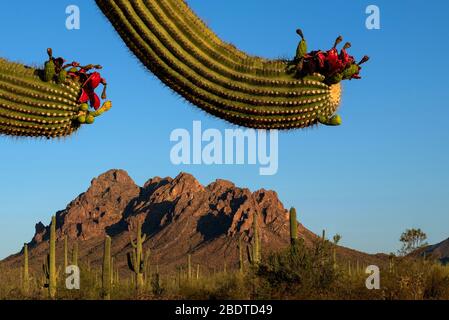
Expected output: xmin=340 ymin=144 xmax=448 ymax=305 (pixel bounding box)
xmin=95 ymin=0 xmax=368 ymax=130
xmin=0 ymin=48 xmax=112 ymax=139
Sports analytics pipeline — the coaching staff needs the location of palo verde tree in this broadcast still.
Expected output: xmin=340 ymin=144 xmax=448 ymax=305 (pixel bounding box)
xmin=399 ymin=228 xmax=428 ymax=256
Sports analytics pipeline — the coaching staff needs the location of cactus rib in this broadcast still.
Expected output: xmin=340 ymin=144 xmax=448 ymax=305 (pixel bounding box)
xmin=95 ymin=0 xmax=346 ymax=129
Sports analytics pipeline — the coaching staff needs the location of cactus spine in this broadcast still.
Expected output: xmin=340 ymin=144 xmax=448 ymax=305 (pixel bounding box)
xmin=42 ymin=215 xmax=57 ymax=298
xmin=0 ymin=57 xmax=111 ymax=138
xmin=102 ymin=236 xmax=112 ymax=300
xmin=23 ymin=243 xmax=30 ymax=294
xmin=127 ymin=221 xmax=149 ymax=291
xmin=289 ymin=207 xmax=299 ymax=247
xmin=95 ymin=0 xmax=344 ymax=129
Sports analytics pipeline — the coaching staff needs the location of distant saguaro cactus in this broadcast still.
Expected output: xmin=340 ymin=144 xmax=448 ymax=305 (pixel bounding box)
xmin=127 ymin=221 xmax=150 ymax=291
xmin=238 ymin=235 xmax=244 ymax=275
xmin=42 ymin=215 xmax=57 ymax=298
xmin=102 ymin=236 xmax=112 ymax=300
xmin=187 ymin=254 xmax=192 ymax=281
xmin=247 ymin=213 xmax=261 ymax=265
xmin=22 ymin=243 xmax=30 ymax=294
xmin=289 ymin=207 xmax=299 ymax=247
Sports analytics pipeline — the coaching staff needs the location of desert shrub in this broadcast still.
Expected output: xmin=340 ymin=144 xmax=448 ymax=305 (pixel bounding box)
xmin=255 ymin=238 xmax=339 ymax=299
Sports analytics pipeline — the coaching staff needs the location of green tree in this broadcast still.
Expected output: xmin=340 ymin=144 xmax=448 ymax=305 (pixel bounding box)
xmin=399 ymin=228 xmax=428 ymax=255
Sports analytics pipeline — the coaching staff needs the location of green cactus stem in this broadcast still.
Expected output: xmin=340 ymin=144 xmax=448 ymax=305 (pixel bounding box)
xmin=42 ymin=215 xmax=57 ymax=298
xmin=238 ymin=235 xmax=244 ymax=275
xmin=115 ymin=267 xmax=120 ymax=284
xmin=127 ymin=221 xmax=150 ymax=291
xmin=23 ymin=243 xmax=30 ymax=294
xmin=111 ymin=257 xmax=115 ymax=286
xmin=187 ymin=254 xmax=192 ymax=281
xmin=289 ymin=207 xmax=299 ymax=247
xmin=247 ymin=213 xmax=261 ymax=265
xmin=102 ymin=236 xmax=112 ymax=300
xmin=0 ymin=53 xmax=111 ymax=138
xmin=95 ymin=0 xmax=349 ymax=129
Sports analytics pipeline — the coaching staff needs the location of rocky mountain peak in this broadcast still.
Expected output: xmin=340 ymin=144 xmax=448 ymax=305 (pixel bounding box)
xmin=23 ymin=169 xmax=310 ymax=271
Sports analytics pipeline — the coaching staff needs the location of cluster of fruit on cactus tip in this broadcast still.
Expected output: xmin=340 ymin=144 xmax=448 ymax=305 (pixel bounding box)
xmin=290 ymin=29 xmax=370 ymax=85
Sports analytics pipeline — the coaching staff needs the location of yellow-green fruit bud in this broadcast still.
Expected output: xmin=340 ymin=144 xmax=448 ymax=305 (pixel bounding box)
xmin=342 ymin=64 xmax=360 ymax=80
xmin=319 ymin=114 xmax=342 ymax=126
xmin=328 ymin=115 xmax=342 ymax=126
xmin=44 ymin=60 xmax=55 ymax=82
xmin=296 ymin=39 xmax=308 ymax=60
xmin=80 ymin=103 xmax=89 ymax=111
xmin=77 ymin=115 xmax=86 ymax=123
xmin=86 ymin=115 xmax=95 ymax=124
xmin=57 ymin=69 xmax=67 ymax=84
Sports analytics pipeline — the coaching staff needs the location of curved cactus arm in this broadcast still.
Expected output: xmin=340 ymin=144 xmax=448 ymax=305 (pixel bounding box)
xmin=127 ymin=251 xmax=137 ymax=272
xmin=94 ymin=0 xmax=368 ymax=129
xmin=0 ymin=52 xmax=112 ymax=138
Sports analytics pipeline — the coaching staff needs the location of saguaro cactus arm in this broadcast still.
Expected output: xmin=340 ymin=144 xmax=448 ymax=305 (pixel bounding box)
xmin=0 ymin=50 xmax=112 ymax=138
xmin=95 ymin=0 xmax=368 ymax=129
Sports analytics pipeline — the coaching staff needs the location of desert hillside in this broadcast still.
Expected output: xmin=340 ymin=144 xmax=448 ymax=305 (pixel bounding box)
xmin=1 ymin=169 xmax=385 ymax=274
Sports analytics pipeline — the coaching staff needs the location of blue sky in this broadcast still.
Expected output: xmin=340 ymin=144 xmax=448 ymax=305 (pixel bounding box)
xmin=1 ymin=0 xmax=449 ymax=259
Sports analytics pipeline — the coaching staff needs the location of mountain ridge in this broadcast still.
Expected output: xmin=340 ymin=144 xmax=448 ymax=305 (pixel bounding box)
xmin=2 ymin=169 xmax=387 ymax=274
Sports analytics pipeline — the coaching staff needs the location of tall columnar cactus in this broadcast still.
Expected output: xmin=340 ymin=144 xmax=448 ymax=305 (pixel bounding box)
xmin=42 ymin=215 xmax=57 ymax=298
xmin=127 ymin=221 xmax=150 ymax=291
xmin=289 ymin=207 xmax=299 ymax=247
xmin=23 ymin=243 xmax=30 ymax=294
xmin=238 ymin=235 xmax=244 ymax=275
xmin=111 ymin=257 xmax=115 ymax=286
xmin=247 ymin=213 xmax=261 ymax=265
xmin=0 ymin=50 xmax=111 ymax=138
xmin=95 ymin=0 xmax=368 ymax=129
xmin=187 ymin=254 xmax=192 ymax=281
xmin=102 ymin=236 xmax=112 ymax=300
xmin=115 ymin=267 xmax=120 ymax=285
